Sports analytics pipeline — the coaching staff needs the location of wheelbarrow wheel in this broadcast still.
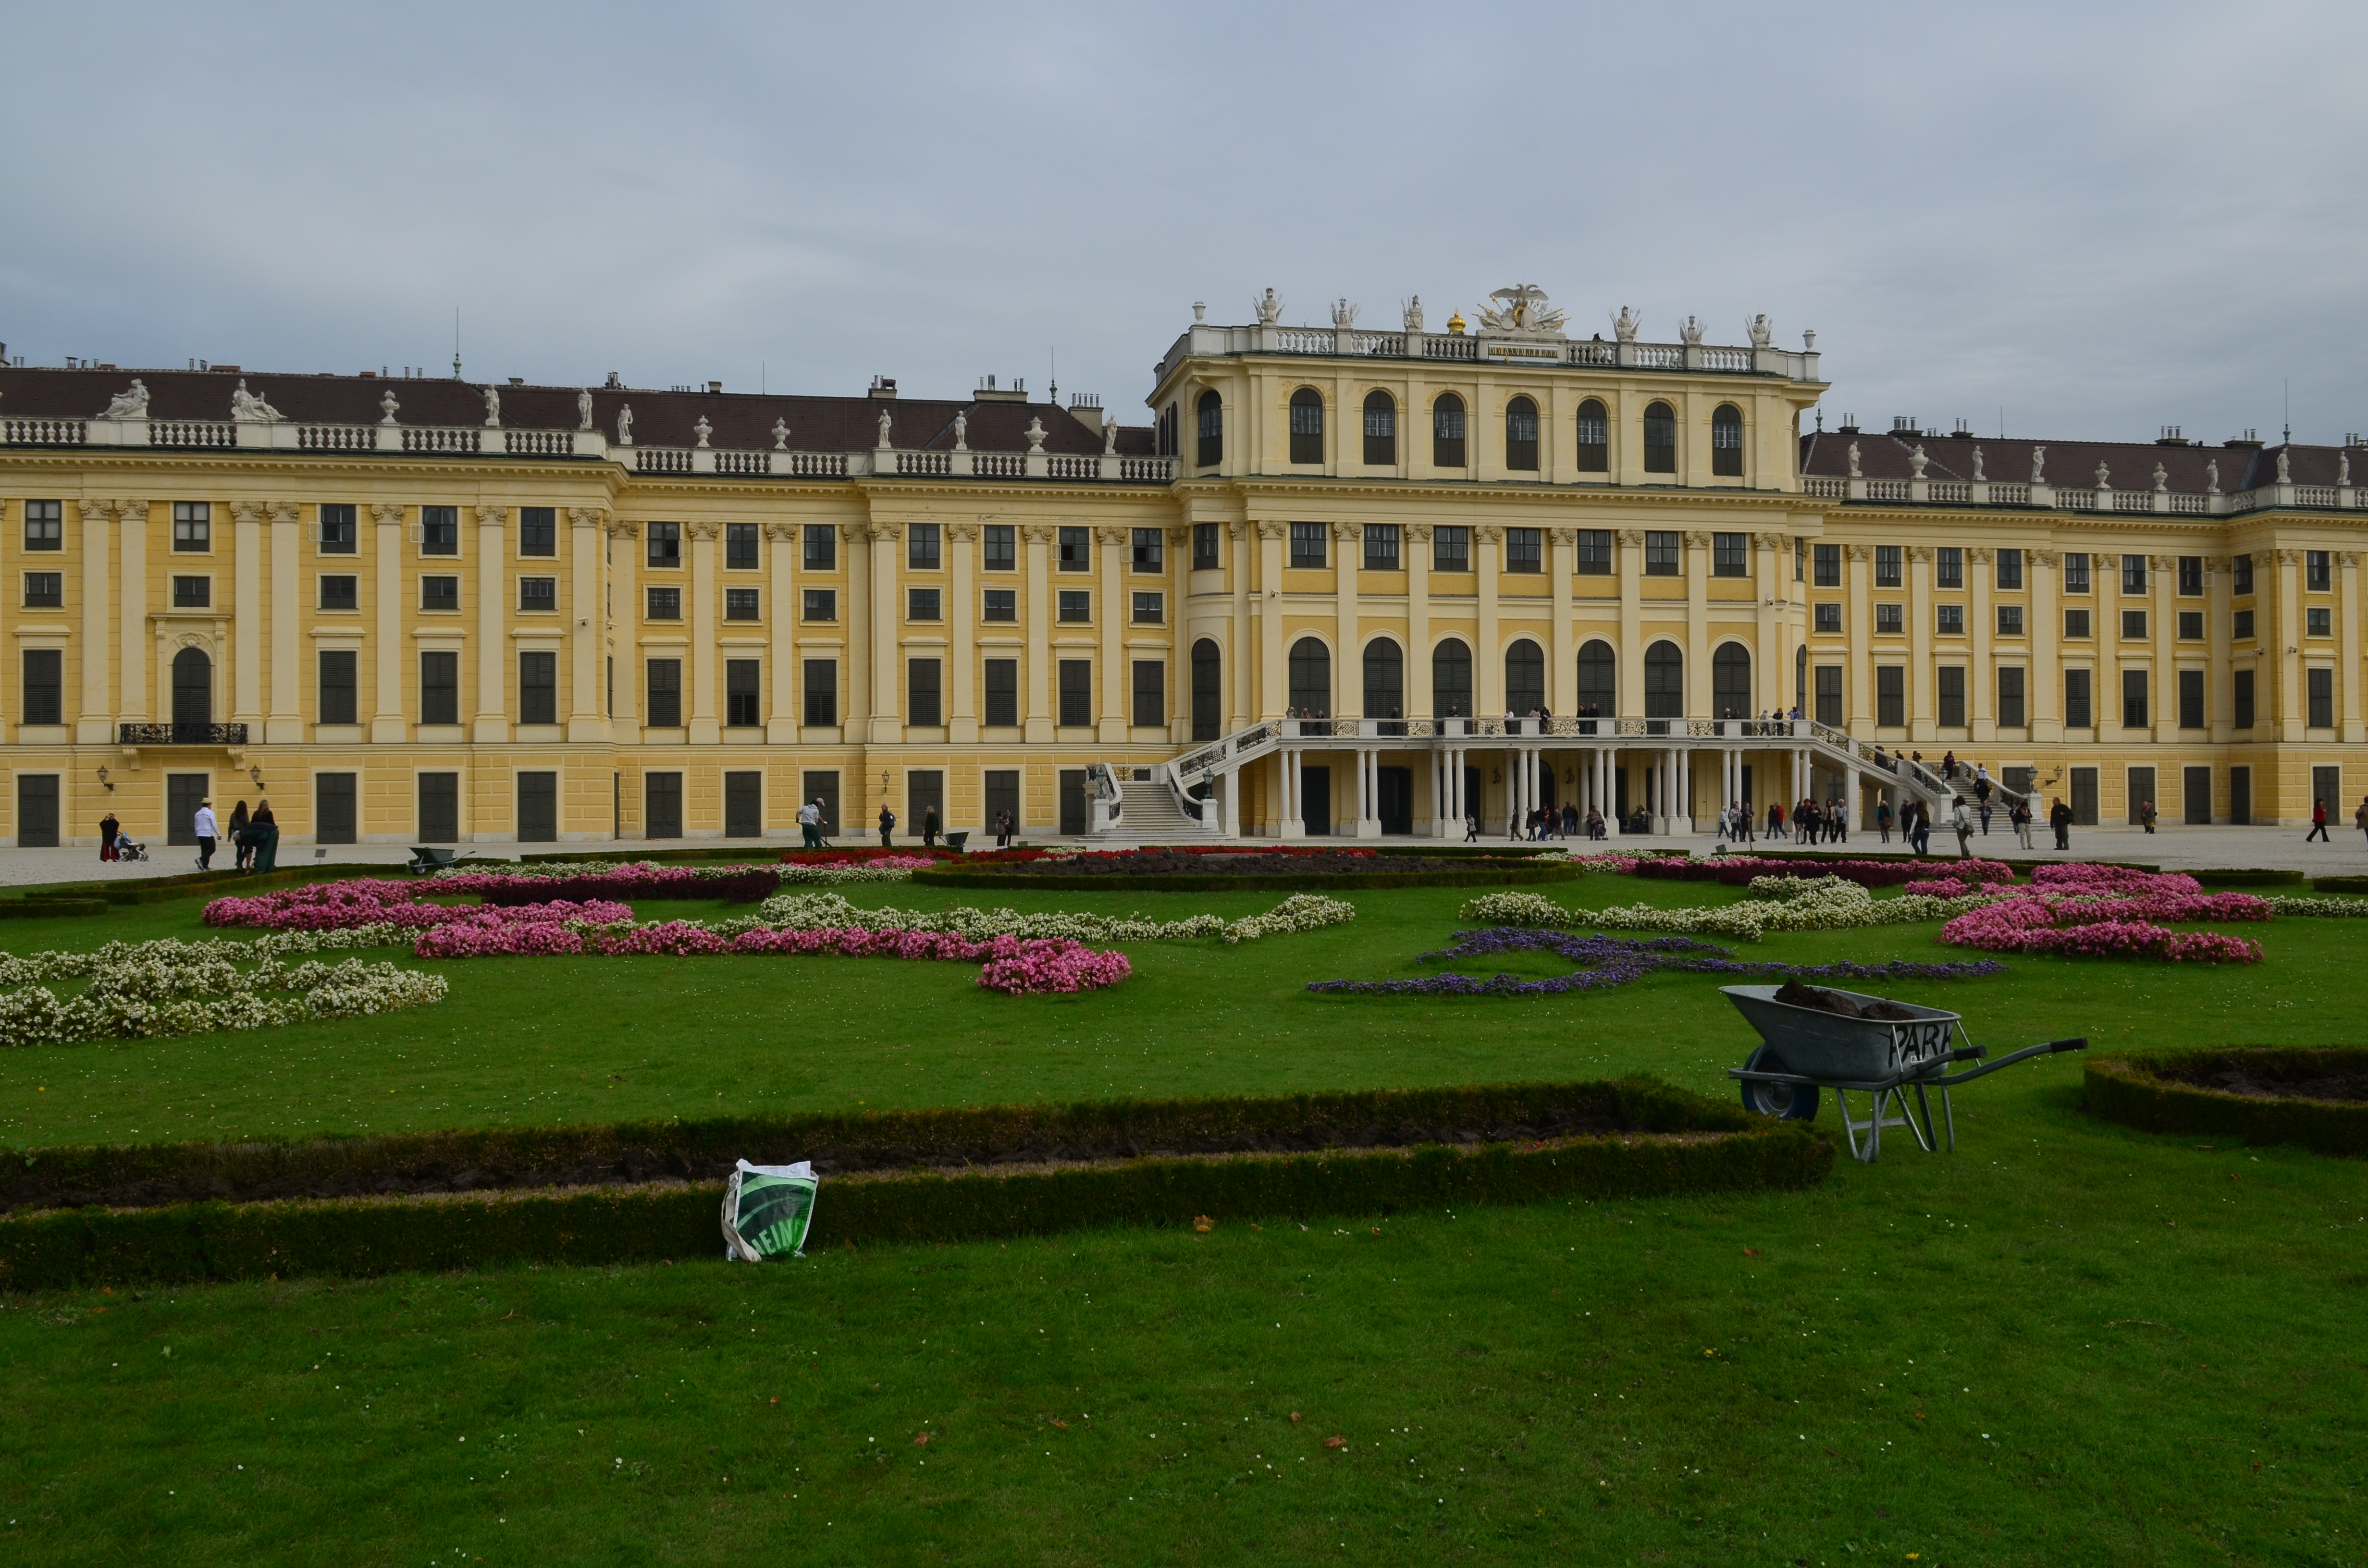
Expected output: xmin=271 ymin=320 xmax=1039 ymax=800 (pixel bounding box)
xmin=1739 ymin=1045 xmax=1819 ymax=1121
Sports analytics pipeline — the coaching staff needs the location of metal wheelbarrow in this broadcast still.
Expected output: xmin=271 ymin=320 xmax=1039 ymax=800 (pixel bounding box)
xmin=1721 ymin=984 xmax=2086 ymax=1162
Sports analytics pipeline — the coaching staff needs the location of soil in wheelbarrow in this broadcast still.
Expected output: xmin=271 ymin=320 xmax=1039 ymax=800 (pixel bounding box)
xmin=1773 ymin=979 xmax=1918 ymax=1022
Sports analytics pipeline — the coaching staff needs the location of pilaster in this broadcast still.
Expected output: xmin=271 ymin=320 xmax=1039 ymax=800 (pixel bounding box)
xmin=370 ymin=504 xmax=407 ymax=741
xmin=1548 ymin=527 xmax=1576 ymax=714
xmin=605 ymin=520 xmax=640 ymax=731
xmin=947 ymin=522 xmax=979 ymax=742
xmin=1023 ymin=524 xmax=1053 ymax=741
xmin=1475 ymin=525 xmax=1503 ymax=716
xmin=1846 ymin=544 xmax=1872 ymax=730
xmin=1906 ymin=545 xmax=1933 ymax=740
xmin=1097 ymin=524 xmax=1128 ymax=739
xmin=1968 ymin=547 xmax=1994 ymax=740
xmin=1257 ymin=521 xmax=1286 ymax=718
xmin=1682 ymin=529 xmax=1709 ymax=719
xmin=568 ymin=508 xmax=610 ymax=742
xmin=76 ymin=500 xmax=116 ymax=742
xmin=2342 ymin=552 xmax=2364 ymax=741
xmin=1405 ymin=523 xmax=1432 ymax=715
xmin=2030 ymin=549 xmax=2061 ymax=740
xmin=764 ymin=521 xmax=798 ymax=742
xmin=1616 ymin=529 xmax=1643 ymax=715
xmin=866 ymin=520 xmax=900 ymax=744
xmin=687 ymin=520 xmax=720 ymax=744
xmin=266 ymin=502 xmax=303 ymax=743
xmin=231 ymin=501 xmax=265 ymax=727
xmin=1332 ymin=522 xmax=1361 ymax=717
xmin=470 ymin=505 xmax=509 ymax=742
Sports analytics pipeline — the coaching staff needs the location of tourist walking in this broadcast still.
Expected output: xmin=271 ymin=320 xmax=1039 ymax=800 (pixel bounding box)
xmin=227 ymin=800 xmax=253 ymax=870
xmin=1975 ymin=773 xmax=1993 ymax=834
xmin=1586 ymin=807 xmax=1604 ymax=841
xmin=1561 ymin=801 xmax=1579 ymax=838
xmin=249 ymin=800 xmax=279 ymax=872
xmin=1875 ymin=798 xmax=1893 ymax=843
xmin=922 ymin=805 xmax=940 ymax=848
xmin=2139 ymin=799 xmax=2158 ymax=835
xmin=2049 ymin=796 xmax=2073 ymax=851
xmin=1951 ymin=798 xmax=1975 ymax=858
xmin=1829 ymin=796 xmax=1848 ymax=843
xmin=2306 ymin=798 xmax=2330 ymax=842
xmin=877 ymin=801 xmax=897 ymax=847
xmin=99 ymin=810 xmax=120 ymax=862
xmin=798 ymin=797 xmax=823 ymax=850
xmin=1464 ymin=812 xmax=1480 ymax=843
xmin=193 ymin=796 xmax=219 ymax=870
xmin=2011 ymin=796 xmax=2035 ymax=850
xmin=2356 ymin=795 xmax=2368 ymax=847
xmin=996 ymin=808 xmax=1014 ymax=848
xmin=1766 ymin=801 xmax=1785 ymax=840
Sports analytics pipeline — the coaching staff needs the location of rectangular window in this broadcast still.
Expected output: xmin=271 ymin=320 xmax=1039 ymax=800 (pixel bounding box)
xmin=1814 ymin=664 xmax=1842 ymax=726
xmin=318 ymin=502 xmax=357 ymax=554
xmin=22 ymin=572 xmax=61 ymax=608
xmin=802 ymin=589 xmax=836 ymax=622
xmin=647 ymin=521 xmax=681 ymax=569
xmin=2308 ymin=668 xmax=2334 ymax=728
xmin=908 ymin=659 xmax=941 ymax=727
xmin=1132 ymin=660 xmax=1165 ymax=728
xmin=725 ymin=588 xmax=760 ymax=621
xmin=316 ymin=649 xmax=357 ymax=725
xmin=1813 ymin=542 xmax=1841 ymax=587
xmin=803 ymin=660 xmax=838 ymax=726
xmin=24 ymin=499 xmax=62 ymax=551
xmin=1875 ymin=603 xmax=1903 ymax=634
xmin=2065 ymin=668 xmax=2092 ymax=729
xmin=418 ymin=772 xmax=460 ymax=844
xmin=1998 ymin=666 xmax=2026 ymax=728
xmin=173 ymin=575 xmax=210 ymax=608
xmin=2232 ymin=553 xmax=2254 ymax=595
xmin=1997 ymin=604 xmax=2024 ymax=636
xmin=646 ymin=659 xmax=682 ymax=727
xmin=318 ymin=574 xmax=357 ymax=611
xmin=1936 ymin=547 xmax=1963 ymax=588
xmin=1057 ymin=590 xmax=1090 ymax=623
xmin=1937 ymin=666 xmax=1965 ymax=728
xmin=982 ymin=588 xmax=1016 ymax=622
xmin=1364 ymin=524 xmax=1400 ymax=571
xmin=2064 ymin=552 xmax=2091 ymax=593
xmin=1995 ymin=548 xmax=2023 ymax=589
xmin=1132 ymin=528 xmax=1164 ymax=573
xmin=517 ymin=771 xmax=558 ymax=843
xmin=726 ymin=660 xmax=760 ymax=728
xmin=2121 ymin=669 xmax=2148 ymax=729
xmin=2179 ymin=668 xmax=2205 ymax=729
xmin=1289 ymin=522 xmax=1327 ymax=570
xmin=2122 ymin=610 xmax=2147 ymax=640
xmin=1875 ymin=665 xmax=1905 ymax=728
xmin=1576 ymin=529 xmax=1612 ymax=576
xmin=908 ymin=523 xmax=941 ymax=570
xmin=2233 ymin=608 xmax=2255 ymax=640
xmin=1057 ymin=660 xmax=1092 ymax=728
xmin=1814 ymin=602 xmax=1842 ymax=634
xmin=419 ymin=505 xmax=456 ymax=556
xmin=1433 ymin=526 xmax=1470 ymax=573
xmin=518 ymin=651 xmax=556 ymax=725
xmin=2234 ymin=668 xmax=2255 ymax=729
xmin=2121 ymin=554 xmax=2147 ymax=594
xmin=1132 ymin=591 xmax=1163 ymax=625
xmin=984 ymin=659 xmax=1019 ymax=727
xmin=1712 ymin=533 xmax=1748 ymax=578
xmin=907 ymin=588 xmax=941 ymax=622
xmin=2178 ymin=610 xmax=2202 ymax=640
xmin=725 ymin=523 xmax=758 ymax=571
xmin=1644 ymin=531 xmax=1680 ymax=576
xmin=1875 ymin=545 xmax=1901 ymax=587
xmin=1937 ymin=604 xmax=1965 ymax=635
xmin=1794 ymin=538 xmax=1806 ymax=581
xmin=2307 ymin=606 xmax=2331 ymax=637
xmin=1505 ymin=527 xmax=1542 ymax=574
xmin=983 ymin=524 xmax=1015 ymax=571
xmin=315 ymin=772 xmax=357 ymax=845
xmin=2177 ymin=555 xmax=2203 ymax=595
xmin=2307 ymin=550 xmax=2331 ymax=591
xmin=1192 ymin=523 xmax=1220 ymax=571
xmin=2064 ymin=608 xmax=2091 ymax=639
xmin=21 ymin=649 xmax=62 ymax=726
xmin=518 ymin=506 xmax=555 ymax=557
xmin=420 ymin=650 xmax=459 ymax=725
xmin=644 ymin=772 xmax=682 ymax=840
xmin=646 ymin=586 xmax=681 ymax=620
xmin=519 ymin=576 xmax=556 ymax=612
xmin=1058 ymin=526 xmax=1089 ymax=572
xmin=802 ymin=524 xmax=837 ymax=570
xmin=173 ymin=501 xmax=211 ymax=552
xmin=421 ymin=575 xmax=458 ymax=612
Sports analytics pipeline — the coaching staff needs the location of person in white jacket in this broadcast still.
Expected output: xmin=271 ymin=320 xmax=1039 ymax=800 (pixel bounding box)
xmin=193 ymin=797 xmax=220 ymax=870
xmin=1951 ymin=798 xmax=1975 ymax=859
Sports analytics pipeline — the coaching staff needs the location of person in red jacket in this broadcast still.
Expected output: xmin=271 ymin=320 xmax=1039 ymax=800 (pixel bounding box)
xmin=2306 ymin=798 xmax=2331 ymax=842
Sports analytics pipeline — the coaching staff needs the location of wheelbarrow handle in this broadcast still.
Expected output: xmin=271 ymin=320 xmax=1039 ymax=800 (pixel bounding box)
xmin=2046 ymin=1037 xmax=2089 ymax=1054
xmin=1932 ymin=1037 xmax=2088 ymax=1086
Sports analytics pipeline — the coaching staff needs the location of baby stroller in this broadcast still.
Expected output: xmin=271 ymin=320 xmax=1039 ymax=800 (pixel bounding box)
xmin=114 ymin=832 xmax=149 ymax=863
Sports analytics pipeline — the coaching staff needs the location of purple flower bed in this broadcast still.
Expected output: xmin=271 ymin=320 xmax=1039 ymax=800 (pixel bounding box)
xmin=1307 ymin=928 xmax=2006 ymax=997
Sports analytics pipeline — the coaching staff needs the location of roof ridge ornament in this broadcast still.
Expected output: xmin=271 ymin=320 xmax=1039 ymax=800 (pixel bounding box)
xmin=1476 ymin=283 xmax=1566 ymax=338
xmin=1253 ymin=288 xmax=1282 ymax=325
xmin=1610 ymin=306 xmax=1640 ymax=343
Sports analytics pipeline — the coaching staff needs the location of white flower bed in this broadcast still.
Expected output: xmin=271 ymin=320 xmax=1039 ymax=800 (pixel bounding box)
xmin=1216 ymin=894 xmax=1357 ymax=945
xmin=772 ymin=863 xmax=924 ymax=885
xmin=0 ymin=937 xmax=447 ymax=1049
xmin=1460 ymin=876 xmax=2000 ymax=942
xmin=752 ymin=890 xmax=1352 ymax=946
xmin=2256 ymin=894 xmax=2368 ymax=917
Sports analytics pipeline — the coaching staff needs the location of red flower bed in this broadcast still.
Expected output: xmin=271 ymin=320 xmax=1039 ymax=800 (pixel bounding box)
xmin=777 ymin=846 xmax=962 ymax=865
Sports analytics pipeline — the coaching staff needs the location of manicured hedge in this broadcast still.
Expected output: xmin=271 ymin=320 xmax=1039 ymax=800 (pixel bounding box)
xmin=0 ymin=900 xmax=107 ymax=920
xmin=0 ymin=1078 xmax=1745 ymax=1213
xmin=0 ymin=1119 xmax=1831 ymax=1291
xmin=2188 ymin=869 xmax=2306 ymax=886
xmin=2311 ymin=876 xmax=2368 ymax=895
xmin=910 ymin=863 xmax=1587 ymax=894
xmin=12 ymin=863 xmax=391 ymax=908
xmin=2084 ymin=1048 xmax=2368 ymax=1159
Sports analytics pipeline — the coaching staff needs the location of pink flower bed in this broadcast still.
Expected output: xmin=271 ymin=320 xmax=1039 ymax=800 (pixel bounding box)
xmin=1939 ymin=884 xmax=2267 ymax=964
xmin=976 ymin=941 xmax=1134 ymax=995
xmin=205 ymin=880 xmax=440 ymax=930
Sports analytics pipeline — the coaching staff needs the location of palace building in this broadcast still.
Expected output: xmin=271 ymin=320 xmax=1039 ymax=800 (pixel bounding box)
xmin=2 ymin=285 xmax=2364 ymax=849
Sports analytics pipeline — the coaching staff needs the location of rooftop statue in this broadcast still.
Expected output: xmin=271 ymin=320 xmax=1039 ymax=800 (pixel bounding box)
xmin=2153 ymin=462 xmax=2168 ymax=492
xmin=1025 ymin=417 xmax=1047 ymax=455
xmin=1846 ymin=441 xmax=1862 ymax=478
xmin=578 ymin=389 xmax=593 ymax=431
xmin=951 ymin=411 xmax=967 ymax=452
xmin=1746 ymin=314 xmax=1773 ymax=349
xmin=482 ymin=386 xmax=501 ymax=428
xmin=1254 ymin=288 xmax=1283 ymax=325
xmin=379 ymin=390 xmax=400 ymax=426
xmin=97 ymin=379 xmax=149 ymax=419
xmin=2276 ymin=448 xmax=2292 ymax=482
xmin=774 ymin=417 xmax=791 ymax=451
xmin=1970 ymin=446 xmax=1986 ymax=482
xmin=2341 ymin=450 xmax=2352 ymax=486
xmin=2096 ymin=462 xmax=2110 ymax=489
xmin=2207 ymin=459 xmax=2220 ymax=493
xmin=1103 ymin=413 xmax=1118 ymax=457
xmin=1477 ymin=283 xmax=1566 ymax=337
xmin=1909 ymin=444 xmax=1928 ymax=478
xmin=1330 ymin=297 xmax=1358 ymax=329
xmin=1402 ymin=295 xmax=1424 ymax=332
xmin=2030 ymin=445 xmax=2046 ymax=484
xmin=876 ymin=408 xmax=893 ymax=450
xmin=616 ymin=404 xmax=633 ymax=445
xmin=693 ymin=415 xmax=712 ymax=449
xmin=1610 ymin=306 xmax=1640 ymax=343
xmin=1677 ymin=315 xmax=1704 ymax=346
xmin=229 ymin=379 xmax=284 ymax=423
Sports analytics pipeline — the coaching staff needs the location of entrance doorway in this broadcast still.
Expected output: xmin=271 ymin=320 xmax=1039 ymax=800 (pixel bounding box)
xmin=1058 ymin=770 xmax=1089 ymax=835
xmin=2183 ymin=766 xmax=2212 ymax=826
xmin=1300 ymin=765 xmax=1332 ymax=836
xmin=1376 ymin=766 xmax=1414 ymax=834
xmin=2230 ymin=767 xmax=2251 ymax=825
xmin=167 ymin=773 xmax=210 ymax=847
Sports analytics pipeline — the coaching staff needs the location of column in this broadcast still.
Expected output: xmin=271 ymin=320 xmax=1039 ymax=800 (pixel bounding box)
xmin=1023 ymin=524 xmax=1053 ymax=741
xmin=1616 ymin=530 xmax=1644 ymax=716
xmin=607 ymin=521 xmax=640 ymax=731
xmin=1097 ymin=525 xmax=1128 ymax=740
xmin=947 ymin=522 xmax=978 ymax=742
xmin=1549 ymin=527 xmax=1576 ymax=713
xmin=371 ymin=504 xmax=407 ymax=742
xmin=1683 ymin=530 xmax=1709 ymax=721
xmin=1968 ymin=547 xmax=1995 ymax=741
xmin=1846 ymin=544 xmax=1873 ymax=730
xmin=1476 ymin=526 xmax=1502 ymax=716
xmin=2031 ymin=550 xmax=2061 ymax=740
xmin=1406 ymin=524 xmax=1432 ymax=716
xmin=1257 ymin=521 xmax=1286 ymax=717
xmin=77 ymin=499 xmax=115 ymax=743
xmin=231 ymin=501 xmax=265 ymax=727
xmin=570 ymin=509 xmax=610 ymax=742
xmin=474 ymin=505 xmax=510 ymax=742
xmin=1907 ymin=546 xmax=1933 ymax=740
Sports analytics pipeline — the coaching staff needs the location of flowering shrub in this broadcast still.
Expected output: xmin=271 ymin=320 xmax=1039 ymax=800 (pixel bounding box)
xmin=2258 ymin=894 xmax=2368 ymax=918
xmin=1308 ymin=928 xmax=2003 ymax=997
xmin=434 ymin=859 xmax=778 ymax=885
xmin=1938 ymin=893 xmax=2266 ymax=963
xmin=0 ymin=937 xmax=447 ymax=1048
xmin=1218 ymin=894 xmax=1357 ymax=945
xmin=976 ymin=940 xmax=1133 ymax=995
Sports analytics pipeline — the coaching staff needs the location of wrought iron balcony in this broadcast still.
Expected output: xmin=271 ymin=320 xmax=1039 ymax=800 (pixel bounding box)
xmin=118 ymin=723 xmax=248 ymax=746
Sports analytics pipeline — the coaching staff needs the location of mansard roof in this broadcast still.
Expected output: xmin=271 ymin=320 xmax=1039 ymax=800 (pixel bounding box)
xmin=1798 ymin=428 xmax=2353 ymax=492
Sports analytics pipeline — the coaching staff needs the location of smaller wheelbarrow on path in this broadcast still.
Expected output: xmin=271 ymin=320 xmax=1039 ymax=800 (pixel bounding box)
xmin=1722 ymin=984 xmax=2086 ymax=1162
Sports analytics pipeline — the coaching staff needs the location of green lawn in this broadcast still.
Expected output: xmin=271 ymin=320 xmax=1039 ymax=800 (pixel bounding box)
xmin=1 ymin=870 xmax=2363 ymax=1564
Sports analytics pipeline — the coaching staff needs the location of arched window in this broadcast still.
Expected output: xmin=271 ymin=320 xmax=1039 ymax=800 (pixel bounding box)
xmin=1644 ymin=640 xmax=1684 ymax=719
xmin=1196 ymin=390 xmax=1222 ymax=468
xmin=1362 ymin=390 xmax=1397 ymax=466
xmin=1712 ymin=403 xmax=1744 ymax=478
xmin=171 ymin=647 xmax=212 ymax=729
xmin=1504 ymin=639 xmax=1545 ymax=714
xmin=1288 ymin=637 xmax=1332 ymax=716
xmin=1191 ymin=638 xmax=1224 ymax=741
xmin=1712 ymin=642 xmax=1752 ymax=718
xmin=1431 ymin=637 xmax=1473 ymax=718
xmin=1577 ymin=639 xmax=1616 ymax=715
xmin=1288 ymin=388 xmax=1325 ymax=465
xmin=1643 ymin=401 xmax=1677 ymax=474
xmin=1505 ymin=396 xmax=1539 ymax=472
xmin=1575 ymin=399 xmax=1609 ymax=473
xmin=1432 ymin=393 xmax=1466 ymax=467
xmin=1362 ymin=638 xmax=1404 ymax=718
xmin=1157 ymin=402 xmax=1178 ymax=458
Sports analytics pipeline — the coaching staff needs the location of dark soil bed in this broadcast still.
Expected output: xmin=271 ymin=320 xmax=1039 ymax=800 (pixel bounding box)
xmin=2084 ymin=1047 xmax=2368 ymax=1157
xmin=2157 ymin=1063 xmax=2368 ymax=1103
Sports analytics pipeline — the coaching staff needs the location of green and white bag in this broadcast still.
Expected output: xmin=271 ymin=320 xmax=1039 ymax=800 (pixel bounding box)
xmin=721 ymin=1159 xmax=818 ymax=1261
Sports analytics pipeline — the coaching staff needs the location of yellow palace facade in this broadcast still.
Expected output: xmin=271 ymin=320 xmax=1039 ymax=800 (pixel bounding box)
xmin=3 ymin=285 xmax=2365 ymax=849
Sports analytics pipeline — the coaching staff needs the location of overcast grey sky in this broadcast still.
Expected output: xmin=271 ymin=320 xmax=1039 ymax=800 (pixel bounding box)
xmin=5 ymin=2 xmax=2364 ymax=444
